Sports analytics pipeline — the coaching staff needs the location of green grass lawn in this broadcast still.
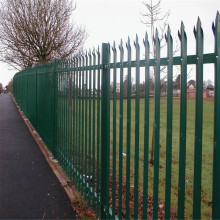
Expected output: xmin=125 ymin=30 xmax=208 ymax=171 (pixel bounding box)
xmin=108 ymin=97 xmax=214 ymax=219
xmin=57 ymin=96 xmax=214 ymax=219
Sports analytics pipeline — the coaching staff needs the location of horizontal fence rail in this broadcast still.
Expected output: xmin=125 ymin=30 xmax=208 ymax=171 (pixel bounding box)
xmin=13 ymin=12 xmax=220 ymax=219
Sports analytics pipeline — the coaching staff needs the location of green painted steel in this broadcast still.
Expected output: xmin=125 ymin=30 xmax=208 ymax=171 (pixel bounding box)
xmin=213 ymin=11 xmax=220 ymax=220
xmin=178 ymin=22 xmax=187 ymax=220
xmin=193 ymin=17 xmax=204 ymax=220
xmin=81 ymin=56 xmax=85 ymax=196
xmin=101 ymin=43 xmax=110 ymax=219
xmin=112 ymin=41 xmax=117 ymax=218
xmin=125 ymin=37 xmax=131 ymax=220
xmin=88 ymin=52 xmax=92 ymax=204
xmin=53 ymin=60 xmax=58 ymax=159
xmin=96 ymin=47 xmax=101 ymax=217
xmin=92 ymin=49 xmax=96 ymax=209
xmin=84 ymin=52 xmax=88 ymax=201
xmin=27 ymin=68 xmax=37 ymax=127
xmin=142 ymin=32 xmax=150 ymax=220
xmin=118 ymin=39 xmax=124 ymax=220
xmin=153 ymin=29 xmax=161 ymax=220
xmin=13 ymin=13 xmax=219 ymax=220
xmin=134 ymin=35 xmax=140 ymax=219
xmin=165 ymin=26 xmax=173 ymax=220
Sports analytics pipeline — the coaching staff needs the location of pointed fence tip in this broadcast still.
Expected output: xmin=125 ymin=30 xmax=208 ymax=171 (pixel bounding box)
xmin=196 ymin=17 xmax=203 ymax=34
xmin=153 ymin=29 xmax=160 ymax=44
xmin=145 ymin=31 xmax=148 ymax=39
xmin=193 ymin=26 xmax=197 ymax=37
xmin=134 ymin=35 xmax=140 ymax=49
xmin=178 ymin=30 xmax=181 ymax=40
xmin=143 ymin=32 xmax=149 ymax=45
xmin=166 ymin=25 xmax=172 ymax=42
xmin=155 ymin=28 xmax=159 ymax=37
xmin=112 ymin=41 xmax=116 ymax=50
xmin=112 ymin=41 xmax=117 ymax=53
xmin=212 ymin=11 xmax=220 ymax=36
xmin=126 ymin=37 xmax=131 ymax=49
xmin=215 ymin=10 xmax=220 ymax=25
xmin=119 ymin=39 xmax=124 ymax=52
xmin=197 ymin=16 xmax=201 ymax=25
xmin=181 ymin=21 xmax=185 ymax=30
xmin=167 ymin=25 xmax=171 ymax=34
xmin=178 ymin=21 xmax=187 ymax=40
xmin=212 ymin=21 xmax=215 ymax=35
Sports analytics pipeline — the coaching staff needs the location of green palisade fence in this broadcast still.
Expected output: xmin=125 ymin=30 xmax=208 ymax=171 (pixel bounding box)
xmin=13 ymin=13 xmax=220 ymax=219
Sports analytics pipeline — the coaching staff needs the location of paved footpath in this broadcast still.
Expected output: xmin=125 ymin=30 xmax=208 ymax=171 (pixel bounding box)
xmin=0 ymin=94 xmax=77 ymax=219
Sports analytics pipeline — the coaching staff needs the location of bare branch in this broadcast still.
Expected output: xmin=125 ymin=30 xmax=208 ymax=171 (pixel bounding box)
xmin=0 ymin=0 xmax=87 ymax=70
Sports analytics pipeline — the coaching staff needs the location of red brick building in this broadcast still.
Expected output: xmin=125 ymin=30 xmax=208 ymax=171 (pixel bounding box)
xmin=187 ymin=85 xmax=196 ymax=98
xmin=203 ymin=85 xmax=215 ymax=98
xmin=187 ymin=84 xmax=215 ymax=98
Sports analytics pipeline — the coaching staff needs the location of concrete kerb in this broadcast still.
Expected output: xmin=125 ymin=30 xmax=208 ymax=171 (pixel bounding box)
xmin=12 ymin=95 xmax=81 ymax=209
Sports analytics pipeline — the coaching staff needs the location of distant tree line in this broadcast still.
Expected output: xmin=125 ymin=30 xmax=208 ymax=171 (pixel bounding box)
xmin=0 ymin=83 xmax=3 ymax=94
xmin=6 ymin=80 xmax=13 ymax=93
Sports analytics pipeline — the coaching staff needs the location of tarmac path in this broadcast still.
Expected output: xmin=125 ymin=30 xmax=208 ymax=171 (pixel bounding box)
xmin=0 ymin=93 xmax=77 ymax=219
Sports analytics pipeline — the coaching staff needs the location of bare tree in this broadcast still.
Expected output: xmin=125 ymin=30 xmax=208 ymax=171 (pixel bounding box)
xmin=0 ymin=0 xmax=87 ymax=70
xmin=206 ymin=79 xmax=213 ymax=87
xmin=141 ymin=0 xmax=177 ymax=164
xmin=141 ymin=0 xmax=171 ymax=56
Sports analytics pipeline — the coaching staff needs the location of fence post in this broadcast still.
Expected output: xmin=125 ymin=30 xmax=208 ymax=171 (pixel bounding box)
xmin=26 ymin=69 xmax=28 ymax=117
xmin=212 ymin=11 xmax=220 ymax=219
xmin=53 ymin=59 xmax=58 ymax=159
xmin=100 ymin=43 xmax=110 ymax=219
xmin=36 ymin=67 xmax=38 ymax=131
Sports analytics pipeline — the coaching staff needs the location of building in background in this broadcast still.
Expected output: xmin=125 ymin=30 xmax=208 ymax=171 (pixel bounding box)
xmin=203 ymin=84 xmax=215 ymax=98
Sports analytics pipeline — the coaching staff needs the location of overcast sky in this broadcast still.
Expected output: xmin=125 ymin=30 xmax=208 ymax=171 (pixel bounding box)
xmin=0 ymin=0 xmax=219 ymax=87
